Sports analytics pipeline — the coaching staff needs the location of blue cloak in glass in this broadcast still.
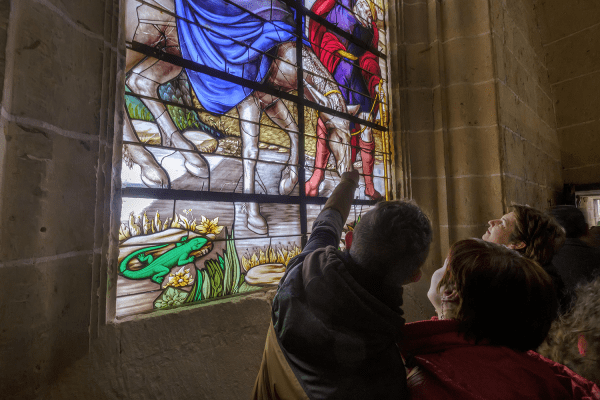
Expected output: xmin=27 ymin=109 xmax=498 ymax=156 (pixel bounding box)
xmin=175 ymin=0 xmax=299 ymax=114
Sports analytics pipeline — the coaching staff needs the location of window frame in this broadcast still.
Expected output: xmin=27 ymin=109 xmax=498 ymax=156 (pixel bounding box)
xmin=107 ymin=0 xmax=399 ymax=322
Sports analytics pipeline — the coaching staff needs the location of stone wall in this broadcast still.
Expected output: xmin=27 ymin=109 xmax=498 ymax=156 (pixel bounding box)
xmin=396 ymin=0 xmax=566 ymax=315
xmin=490 ymin=0 xmax=562 ymax=209
xmin=0 ymin=1 xmax=271 ymax=399
xmin=0 ymin=0 xmax=101 ymax=396
xmin=537 ymin=0 xmax=600 ymax=185
xmin=0 ymin=0 xmax=9 ymax=104
xmin=47 ymin=293 xmax=272 ymax=400
xmin=397 ymin=0 xmax=505 ymax=311
xmin=388 ymin=0 xmax=439 ymax=320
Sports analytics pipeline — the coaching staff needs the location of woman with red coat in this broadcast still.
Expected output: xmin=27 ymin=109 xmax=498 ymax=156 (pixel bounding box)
xmin=399 ymin=239 xmax=600 ymax=400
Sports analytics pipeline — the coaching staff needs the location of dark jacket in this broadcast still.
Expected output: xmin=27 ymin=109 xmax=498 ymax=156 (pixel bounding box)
xmin=252 ymin=185 xmax=408 ymax=399
xmin=542 ymin=260 xmax=572 ymax=314
xmin=399 ymin=318 xmax=600 ymax=400
xmin=553 ymin=238 xmax=600 ymax=294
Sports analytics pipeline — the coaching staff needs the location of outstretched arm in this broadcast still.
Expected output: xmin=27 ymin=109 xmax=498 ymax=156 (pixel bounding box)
xmin=323 ymin=170 xmax=360 ymax=220
xmin=278 ymin=170 xmax=359 ymax=285
xmin=302 ymin=170 xmax=360 ymax=255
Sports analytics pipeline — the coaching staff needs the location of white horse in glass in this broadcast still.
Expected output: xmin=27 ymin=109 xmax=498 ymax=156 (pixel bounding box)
xmin=124 ymin=0 xmax=358 ymax=234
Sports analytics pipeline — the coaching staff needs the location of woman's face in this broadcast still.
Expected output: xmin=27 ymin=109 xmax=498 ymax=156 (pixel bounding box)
xmin=427 ymin=257 xmax=459 ymax=319
xmin=482 ymin=212 xmax=518 ymax=246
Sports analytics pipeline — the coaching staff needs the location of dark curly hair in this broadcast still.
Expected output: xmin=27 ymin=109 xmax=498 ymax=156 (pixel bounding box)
xmin=438 ymin=239 xmax=557 ymax=351
xmin=510 ymin=204 xmax=565 ymax=266
xmin=349 ymin=200 xmax=432 ymax=285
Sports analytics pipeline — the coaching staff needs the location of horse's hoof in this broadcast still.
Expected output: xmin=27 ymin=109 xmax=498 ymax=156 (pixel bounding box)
xmin=140 ymin=167 xmax=169 ymax=188
xmin=279 ymin=169 xmax=298 ymax=195
xmin=247 ymin=213 xmax=268 ymax=235
xmin=184 ymin=159 xmax=210 ymax=179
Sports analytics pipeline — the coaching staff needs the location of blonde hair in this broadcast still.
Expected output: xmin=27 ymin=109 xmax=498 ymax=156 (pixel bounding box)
xmin=369 ymin=1 xmax=378 ymax=22
xmin=538 ymin=276 xmax=600 ymax=385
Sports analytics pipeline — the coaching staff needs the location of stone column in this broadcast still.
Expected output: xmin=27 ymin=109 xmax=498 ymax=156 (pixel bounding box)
xmin=490 ymin=0 xmax=562 ymax=208
xmin=0 ymin=0 xmax=120 ymax=397
xmin=393 ymin=0 xmax=564 ymax=321
xmin=395 ymin=0 xmax=504 ymax=320
xmin=536 ymin=0 xmax=600 ymax=186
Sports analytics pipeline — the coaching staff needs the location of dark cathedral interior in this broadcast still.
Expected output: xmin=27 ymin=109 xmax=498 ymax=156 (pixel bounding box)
xmin=1 ymin=0 xmax=599 ymax=398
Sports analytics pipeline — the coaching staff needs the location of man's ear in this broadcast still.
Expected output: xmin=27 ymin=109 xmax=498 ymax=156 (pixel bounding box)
xmin=507 ymin=241 xmax=526 ymax=250
xmin=441 ymin=286 xmax=459 ymax=302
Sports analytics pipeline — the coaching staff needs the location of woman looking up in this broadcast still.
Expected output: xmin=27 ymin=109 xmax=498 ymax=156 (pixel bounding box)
xmin=482 ymin=205 xmax=564 ymax=266
xmin=401 ymin=239 xmax=600 ymax=400
xmin=482 ymin=204 xmax=569 ymax=313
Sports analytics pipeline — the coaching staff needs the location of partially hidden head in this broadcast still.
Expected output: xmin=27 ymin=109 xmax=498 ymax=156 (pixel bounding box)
xmin=538 ymin=276 xmax=600 ymax=384
xmin=550 ymin=205 xmax=588 ymax=239
xmin=482 ymin=204 xmax=565 ymax=266
xmin=437 ymin=238 xmax=557 ymax=351
xmin=349 ymin=200 xmax=433 ymax=286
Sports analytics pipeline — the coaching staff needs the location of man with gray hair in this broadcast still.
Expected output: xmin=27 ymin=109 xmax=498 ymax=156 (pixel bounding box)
xmin=252 ymin=170 xmax=433 ymax=400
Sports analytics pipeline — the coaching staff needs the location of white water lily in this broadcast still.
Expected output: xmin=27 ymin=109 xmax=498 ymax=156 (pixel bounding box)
xmin=164 ymin=266 xmax=194 ymax=288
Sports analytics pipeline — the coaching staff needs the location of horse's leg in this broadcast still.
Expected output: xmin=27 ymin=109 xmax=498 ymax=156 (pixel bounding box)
xmin=237 ymin=95 xmax=268 ymax=235
xmin=124 ymin=1 xmax=176 ymax=187
xmin=126 ymin=0 xmax=207 ymax=178
xmin=262 ymin=99 xmax=299 ymax=195
xmin=305 ymin=118 xmax=331 ymax=196
xmin=127 ymin=59 xmax=209 ymax=179
xmin=356 ymin=113 xmax=381 ymax=199
xmin=327 ymin=125 xmax=353 ymax=178
xmin=122 ymin=102 xmax=169 ymax=188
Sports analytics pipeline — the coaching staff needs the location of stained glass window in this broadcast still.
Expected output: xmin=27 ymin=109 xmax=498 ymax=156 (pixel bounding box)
xmin=117 ymin=0 xmax=392 ymax=317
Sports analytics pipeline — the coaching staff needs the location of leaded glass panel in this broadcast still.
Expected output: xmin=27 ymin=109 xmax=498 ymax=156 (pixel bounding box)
xmin=117 ymin=0 xmax=391 ymax=317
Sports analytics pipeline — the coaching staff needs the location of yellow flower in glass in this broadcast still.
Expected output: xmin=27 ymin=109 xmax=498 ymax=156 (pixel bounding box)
xmin=164 ymin=266 xmax=194 ymax=288
xmin=196 ymin=216 xmax=224 ymax=235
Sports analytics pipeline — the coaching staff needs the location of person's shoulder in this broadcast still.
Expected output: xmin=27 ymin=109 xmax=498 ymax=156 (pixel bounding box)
xmin=568 ymin=237 xmax=593 ymax=246
xmin=305 ymin=245 xmax=345 ymax=276
xmin=554 ymin=239 xmax=592 ymax=260
xmin=561 ymin=238 xmax=600 ymax=258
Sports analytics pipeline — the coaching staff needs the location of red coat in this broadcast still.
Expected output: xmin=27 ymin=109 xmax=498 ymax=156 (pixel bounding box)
xmin=399 ymin=318 xmax=600 ymax=400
